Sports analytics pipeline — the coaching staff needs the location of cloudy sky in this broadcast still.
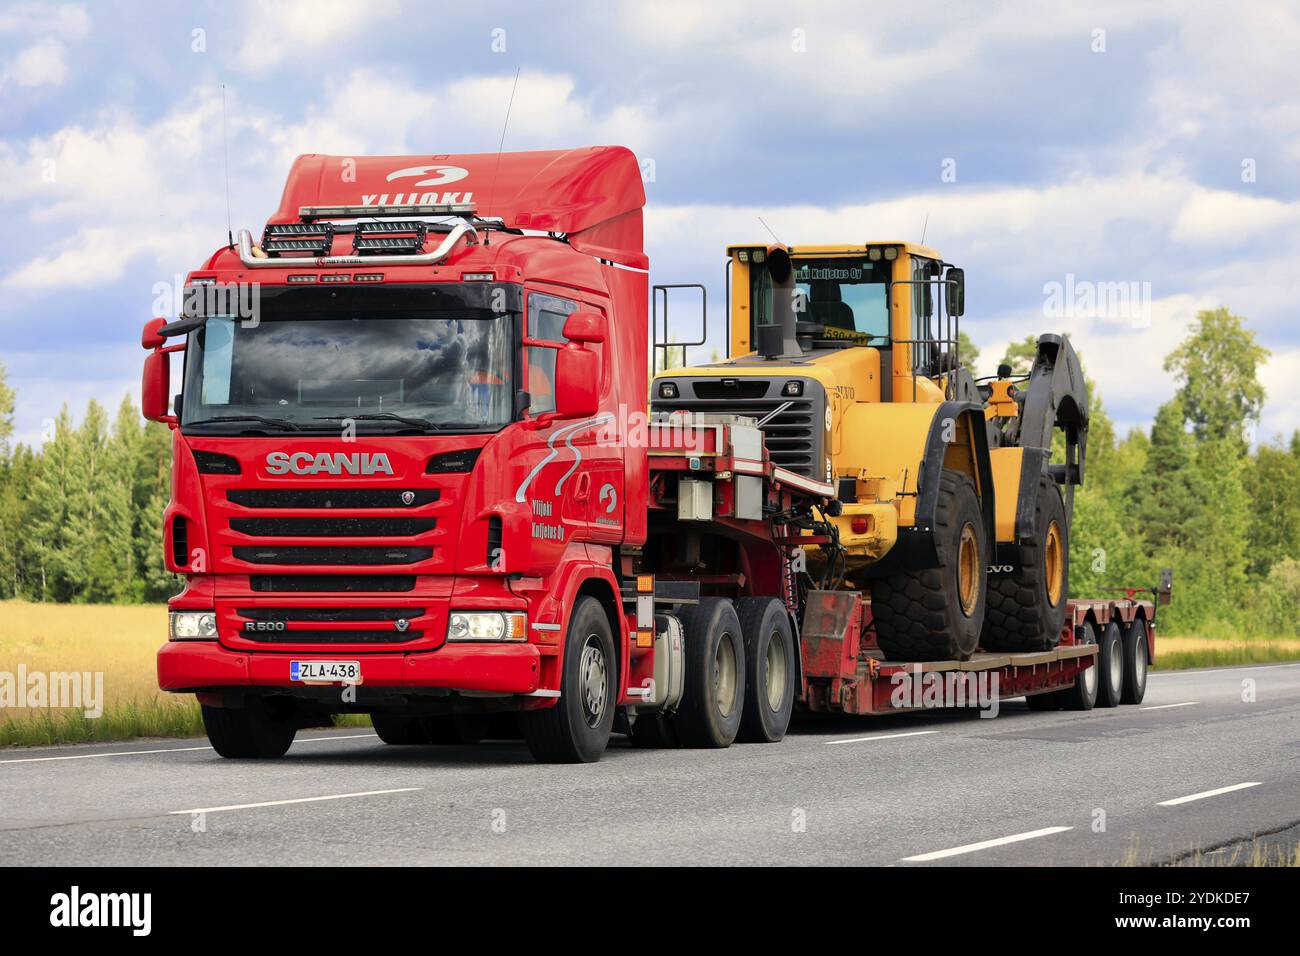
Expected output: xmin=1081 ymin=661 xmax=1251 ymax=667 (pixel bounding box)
xmin=2 ymin=0 xmax=1298 ymax=446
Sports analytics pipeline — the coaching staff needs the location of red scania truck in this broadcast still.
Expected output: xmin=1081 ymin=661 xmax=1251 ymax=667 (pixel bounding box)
xmin=146 ymin=146 xmax=1162 ymax=763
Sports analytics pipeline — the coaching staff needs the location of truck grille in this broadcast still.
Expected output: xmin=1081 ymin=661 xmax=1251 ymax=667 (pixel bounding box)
xmin=238 ymin=629 xmax=423 ymax=644
xmin=234 ymin=546 xmax=433 ymax=565
xmin=249 ymin=575 xmax=416 ymax=592
xmin=651 ymin=378 xmax=825 ymax=477
xmin=230 ymin=517 xmax=436 ymax=537
xmin=237 ymin=606 xmax=421 ymax=621
xmin=227 ymin=488 xmax=439 ymax=508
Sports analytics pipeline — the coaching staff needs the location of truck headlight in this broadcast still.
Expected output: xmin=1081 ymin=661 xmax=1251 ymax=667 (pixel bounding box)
xmin=447 ymin=611 xmax=527 ymax=642
xmin=169 ymin=611 xmax=217 ymax=641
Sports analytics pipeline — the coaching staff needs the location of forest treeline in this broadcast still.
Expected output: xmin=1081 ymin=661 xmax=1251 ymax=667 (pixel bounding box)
xmin=0 ymin=306 xmax=1297 ymax=635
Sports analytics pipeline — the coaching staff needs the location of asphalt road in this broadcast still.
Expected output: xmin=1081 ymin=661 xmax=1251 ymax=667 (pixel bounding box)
xmin=1 ymin=662 xmax=1296 ymax=866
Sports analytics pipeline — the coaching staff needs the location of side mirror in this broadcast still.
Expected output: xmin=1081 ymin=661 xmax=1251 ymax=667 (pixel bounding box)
xmin=142 ymin=351 xmax=172 ymax=422
xmin=552 ymin=345 xmax=599 ymax=420
xmin=945 ymin=267 xmax=965 ymax=318
xmin=562 ymin=309 xmax=606 ymax=344
xmin=142 ymin=317 xmax=167 ymax=350
xmin=1157 ymin=567 xmax=1173 ymax=606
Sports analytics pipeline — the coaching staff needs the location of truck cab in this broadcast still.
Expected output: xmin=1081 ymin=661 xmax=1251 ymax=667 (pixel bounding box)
xmin=147 ymin=147 xmax=652 ymax=761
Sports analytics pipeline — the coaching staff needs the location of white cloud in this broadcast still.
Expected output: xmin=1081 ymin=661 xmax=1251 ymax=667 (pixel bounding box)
xmin=0 ymin=2 xmax=90 ymax=38
xmin=234 ymin=0 xmax=403 ymax=73
xmin=4 ymin=38 xmax=68 ymax=87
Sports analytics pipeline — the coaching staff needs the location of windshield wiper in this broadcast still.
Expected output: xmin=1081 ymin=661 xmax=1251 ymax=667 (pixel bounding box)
xmin=187 ymin=414 xmax=302 ymax=431
xmin=314 ymin=413 xmax=442 ymax=431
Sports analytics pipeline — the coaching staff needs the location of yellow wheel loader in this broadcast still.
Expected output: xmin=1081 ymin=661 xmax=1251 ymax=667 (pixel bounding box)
xmin=651 ymin=242 xmax=1088 ymax=661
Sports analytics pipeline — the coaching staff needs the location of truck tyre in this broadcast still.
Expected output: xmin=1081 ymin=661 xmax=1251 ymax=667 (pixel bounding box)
xmin=1060 ymin=629 xmax=1099 ymax=711
xmin=521 ymin=596 xmax=616 ymax=763
xmin=982 ymin=475 xmax=1067 ymax=652
xmin=672 ymin=598 xmax=746 ymax=748
xmin=1120 ymin=617 xmax=1150 ymax=705
xmin=735 ymin=597 xmax=796 ymax=743
xmin=201 ymin=699 xmax=296 ymax=758
xmin=371 ymin=713 xmax=427 ymax=745
xmin=1095 ymin=620 xmax=1123 ymax=708
xmin=873 ymin=469 xmax=987 ymax=662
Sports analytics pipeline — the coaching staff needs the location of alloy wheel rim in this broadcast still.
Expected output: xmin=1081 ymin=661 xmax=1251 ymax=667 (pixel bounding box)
xmin=579 ymin=635 xmax=608 ymax=728
xmin=715 ymin=632 xmax=738 ymax=717
xmin=765 ymin=631 xmax=789 ymax=711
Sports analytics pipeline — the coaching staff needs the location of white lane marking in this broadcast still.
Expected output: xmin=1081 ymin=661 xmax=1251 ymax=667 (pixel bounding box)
xmin=1140 ymin=701 xmax=1199 ymax=711
xmin=170 ymin=787 xmax=420 ymax=815
xmin=1149 ymin=661 xmax=1300 ymax=677
xmin=0 ymin=733 xmax=378 ymax=765
xmin=824 ymin=730 xmax=939 ymax=746
xmin=902 ymin=826 xmax=1073 ymax=862
xmin=1157 ymin=782 xmax=1262 ymax=807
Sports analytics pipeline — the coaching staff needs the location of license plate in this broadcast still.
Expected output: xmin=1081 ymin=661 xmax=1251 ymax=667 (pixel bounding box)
xmin=290 ymin=660 xmax=362 ymax=685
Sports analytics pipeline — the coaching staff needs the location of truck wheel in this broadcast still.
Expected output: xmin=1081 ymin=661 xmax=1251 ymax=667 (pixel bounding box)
xmin=201 ymin=700 xmax=296 ymax=758
xmin=1060 ymin=630 xmax=1099 ymax=711
xmin=735 ymin=597 xmax=796 ymax=743
xmin=873 ymin=470 xmax=987 ymax=662
xmin=630 ymin=712 xmax=679 ymax=748
xmin=371 ymin=713 xmax=427 ymax=745
xmin=671 ymin=597 xmax=746 ymax=748
xmin=1095 ymin=620 xmax=1123 ymax=708
xmin=982 ymin=475 xmax=1067 ymax=652
xmin=1120 ymin=618 xmax=1150 ymax=705
xmin=520 ymin=596 xmax=616 ymax=763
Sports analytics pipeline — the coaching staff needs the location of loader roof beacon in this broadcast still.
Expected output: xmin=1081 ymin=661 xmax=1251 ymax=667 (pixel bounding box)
xmin=147 ymin=147 xmax=1168 ymax=763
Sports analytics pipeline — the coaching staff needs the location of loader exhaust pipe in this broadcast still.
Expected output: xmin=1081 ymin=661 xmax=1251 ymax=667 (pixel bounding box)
xmin=756 ymin=245 xmax=803 ymax=360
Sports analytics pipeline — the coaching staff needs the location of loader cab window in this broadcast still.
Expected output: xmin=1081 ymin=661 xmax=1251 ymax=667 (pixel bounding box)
xmin=750 ymin=257 xmax=889 ymax=346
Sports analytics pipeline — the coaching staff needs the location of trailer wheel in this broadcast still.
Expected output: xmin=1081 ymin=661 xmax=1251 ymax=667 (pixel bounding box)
xmin=873 ymin=469 xmax=987 ymax=662
xmin=982 ymin=475 xmax=1067 ymax=652
xmin=1060 ymin=630 xmax=1099 ymax=711
xmin=1120 ymin=618 xmax=1149 ymax=705
xmin=520 ymin=596 xmax=617 ymax=763
xmin=672 ymin=598 xmax=746 ymax=748
xmin=736 ymin=597 xmax=796 ymax=743
xmin=371 ymin=713 xmax=427 ymax=745
xmin=1095 ymin=620 xmax=1123 ymax=708
xmin=201 ymin=699 xmax=296 ymax=758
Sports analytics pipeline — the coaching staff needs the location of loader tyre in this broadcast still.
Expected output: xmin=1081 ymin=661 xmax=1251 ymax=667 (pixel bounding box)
xmin=1120 ymin=617 xmax=1149 ymax=705
xmin=671 ymin=598 xmax=746 ymax=748
xmin=982 ymin=474 xmax=1067 ymax=652
xmin=521 ymin=596 xmax=616 ymax=763
xmin=202 ymin=699 xmax=296 ymax=758
xmin=873 ymin=469 xmax=987 ymax=662
xmin=735 ymin=597 xmax=796 ymax=743
xmin=1095 ymin=620 xmax=1123 ymax=708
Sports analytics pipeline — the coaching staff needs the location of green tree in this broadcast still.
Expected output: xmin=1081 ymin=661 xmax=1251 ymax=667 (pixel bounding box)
xmin=1244 ymin=444 xmax=1300 ymax=579
xmin=26 ymin=406 xmax=75 ymax=600
xmin=0 ymin=362 xmax=14 ymax=453
xmin=1163 ymin=307 xmax=1270 ymax=446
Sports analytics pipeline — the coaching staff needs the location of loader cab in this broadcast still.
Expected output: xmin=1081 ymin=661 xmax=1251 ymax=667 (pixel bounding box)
xmin=722 ymin=242 xmax=965 ymax=402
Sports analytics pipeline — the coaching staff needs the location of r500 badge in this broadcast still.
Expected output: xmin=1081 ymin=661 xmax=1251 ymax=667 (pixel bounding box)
xmin=244 ymin=621 xmax=286 ymax=633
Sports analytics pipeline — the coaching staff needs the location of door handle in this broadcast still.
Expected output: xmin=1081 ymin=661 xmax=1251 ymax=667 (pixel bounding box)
xmin=574 ymin=472 xmax=592 ymax=500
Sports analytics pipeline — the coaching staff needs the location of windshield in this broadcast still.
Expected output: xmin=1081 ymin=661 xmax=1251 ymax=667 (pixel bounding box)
xmin=751 ymin=256 xmax=890 ymax=344
xmin=794 ymin=258 xmax=889 ymax=340
xmin=181 ymin=284 xmax=517 ymax=434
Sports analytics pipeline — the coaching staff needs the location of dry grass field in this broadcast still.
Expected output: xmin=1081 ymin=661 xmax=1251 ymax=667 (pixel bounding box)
xmin=1 ymin=600 xmax=1297 ymax=746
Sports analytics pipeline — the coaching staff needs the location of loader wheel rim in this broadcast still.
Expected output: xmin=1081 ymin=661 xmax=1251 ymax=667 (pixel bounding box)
xmin=1045 ymin=521 xmax=1064 ymax=605
xmin=957 ymin=522 xmax=979 ymax=617
xmin=765 ymin=631 xmax=789 ymax=712
xmin=578 ymin=635 xmax=608 ymax=729
xmin=715 ymin=632 xmax=738 ymax=718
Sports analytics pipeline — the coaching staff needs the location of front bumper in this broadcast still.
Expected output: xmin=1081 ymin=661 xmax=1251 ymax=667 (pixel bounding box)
xmin=158 ymin=640 xmax=542 ymax=695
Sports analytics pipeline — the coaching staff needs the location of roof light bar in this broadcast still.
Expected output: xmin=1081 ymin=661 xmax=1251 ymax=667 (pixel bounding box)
xmin=353 ymin=219 xmax=427 ymax=256
xmin=235 ymin=223 xmax=478 ymax=269
xmin=262 ymin=222 xmax=334 ymax=257
xmin=299 ymin=203 xmax=476 ymax=220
